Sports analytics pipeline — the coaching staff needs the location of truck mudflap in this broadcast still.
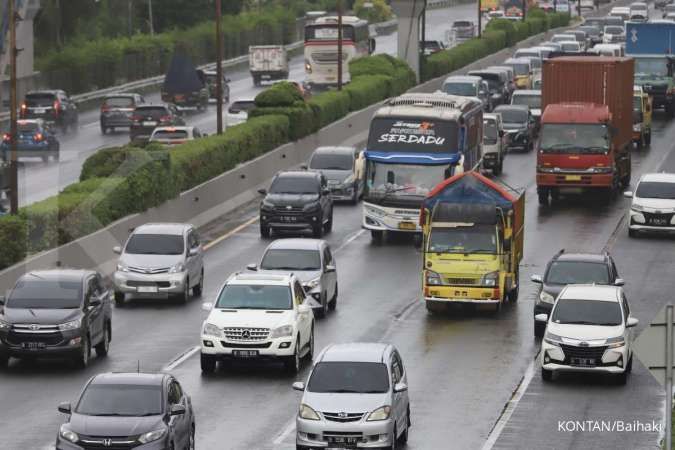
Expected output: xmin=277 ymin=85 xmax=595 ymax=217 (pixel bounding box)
xmin=424 ymin=285 xmax=502 ymax=303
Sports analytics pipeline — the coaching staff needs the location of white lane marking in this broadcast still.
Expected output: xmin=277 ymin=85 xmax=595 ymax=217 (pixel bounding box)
xmin=163 ymin=345 xmax=200 ymax=371
xmin=334 ymin=229 xmax=365 ymax=253
xmin=202 ymin=216 xmax=259 ymax=251
xmin=481 ymin=352 xmax=539 ymax=450
xmin=272 ymin=416 xmax=297 ymax=445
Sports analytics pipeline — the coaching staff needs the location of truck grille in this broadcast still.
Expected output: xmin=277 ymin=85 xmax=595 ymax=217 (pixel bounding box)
xmin=443 ymin=276 xmax=479 ymax=285
xmin=322 ymin=412 xmax=365 ymax=422
xmin=126 ymin=280 xmax=171 ymax=288
xmin=127 ymin=266 xmax=170 ymax=274
xmin=223 ymin=327 xmax=270 ymax=341
xmin=220 ymin=341 xmax=272 ymax=349
xmin=560 ymin=344 xmax=607 ymax=366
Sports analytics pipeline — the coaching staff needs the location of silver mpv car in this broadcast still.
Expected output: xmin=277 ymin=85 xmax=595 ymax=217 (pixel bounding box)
xmin=293 ymin=343 xmax=410 ymax=450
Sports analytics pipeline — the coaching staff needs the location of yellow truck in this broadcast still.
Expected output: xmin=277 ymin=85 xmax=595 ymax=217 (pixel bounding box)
xmin=633 ymin=85 xmax=652 ymax=149
xmin=481 ymin=0 xmax=500 ymax=12
xmin=420 ymin=171 xmax=524 ymax=313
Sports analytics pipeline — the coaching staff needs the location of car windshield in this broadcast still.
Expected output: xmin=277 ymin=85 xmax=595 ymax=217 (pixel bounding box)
xmin=496 ymin=108 xmax=527 ymax=124
xmin=427 ymin=225 xmax=497 ymax=254
xmin=269 ymin=176 xmax=319 ymax=194
xmin=633 ymin=96 xmax=642 ymax=112
xmin=472 ymin=74 xmax=502 ymax=92
xmin=17 ymin=122 xmax=39 ymax=132
xmin=604 ymin=26 xmax=623 ymax=34
xmin=511 ymin=94 xmax=541 ymax=109
xmin=441 ymin=82 xmax=477 ymax=96
xmin=307 ymin=362 xmax=390 ymax=393
xmin=104 ymin=97 xmax=134 ymax=108
xmin=580 ymin=26 xmax=600 ymax=35
xmin=483 ymin=120 xmax=499 ymax=144
xmin=540 ymin=124 xmax=609 ymax=153
xmin=125 ymin=234 xmax=184 ymax=255
xmin=309 ymin=152 xmax=353 ymax=171
xmin=561 ymin=42 xmax=579 ymax=51
xmin=509 ymin=63 xmax=530 ymax=75
xmin=636 ymin=181 xmax=675 ymax=199
xmin=260 ymin=249 xmax=321 ymax=271
xmin=76 ymin=384 xmax=163 ymax=416
xmin=551 ymin=298 xmax=623 ymax=326
xmin=366 ymin=161 xmax=445 ymax=198
xmin=635 ymin=58 xmax=669 ymax=76
xmin=6 ymin=278 xmax=82 ymax=309
xmin=215 ymin=284 xmax=292 ymax=310
xmin=152 ymin=130 xmax=188 ymax=140
xmin=453 ymin=21 xmax=472 ymax=27
xmin=545 ymin=261 xmax=610 ymax=285
xmin=25 ymin=94 xmax=55 ymax=106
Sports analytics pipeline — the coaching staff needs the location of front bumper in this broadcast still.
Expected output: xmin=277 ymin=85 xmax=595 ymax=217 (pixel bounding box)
xmin=0 ymin=328 xmax=83 ymax=358
xmin=362 ymin=206 xmax=421 ymax=233
xmin=536 ymin=172 xmax=613 ymax=188
xmin=327 ymin=183 xmax=355 ymax=201
xmin=113 ymin=270 xmax=188 ymax=296
xmin=56 ymin=435 xmax=168 ymax=450
xmin=1 ymin=142 xmax=56 ymax=158
xmin=296 ymin=416 xmax=394 ymax=449
xmin=482 ymin=151 xmax=501 ymax=168
xmin=541 ymin=341 xmax=628 ymax=375
xmin=628 ymin=210 xmax=675 ymax=233
xmin=424 ymin=285 xmax=501 ymax=304
xmin=260 ymin=210 xmax=321 ymax=231
xmin=200 ymin=336 xmax=297 ymax=359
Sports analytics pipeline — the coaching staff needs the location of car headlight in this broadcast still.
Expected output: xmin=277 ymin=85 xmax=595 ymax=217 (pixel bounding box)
xmin=0 ymin=318 xmax=11 ymax=330
xmin=303 ymin=202 xmax=321 ymax=212
xmin=480 ymin=271 xmax=499 ymax=287
xmin=168 ymin=262 xmax=186 ymax=274
xmin=305 ymin=61 xmax=312 ymax=74
xmin=539 ymin=291 xmax=555 ymax=304
xmin=59 ymin=425 xmax=79 ymax=443
xmin=269 ymin=324 xmax=294 ymax=339
xmin=366 ymin=205 xmax=386 ymax=217
xmin=425 ymin=270 xmax=442 ymax=286
xmin=138 ymin=428 xmax=166 ymax=444
xmin=592 ymin=166 xmax=612 ymax=173
xmin=303 ymin=278 xmax=320 ymax=291
xmin=116 ymin=261 xmax=129 ymax=272
xmin=58 ymin=319 xmax=81 ymax=331
xmin=202 ymin=322 xmax=222 ymax=338
xmin=367 ymin=405 xmax=391 ymax=421
xmin=299 ymin=403 xmax=320 ymax=420
xmin=606 ymin=336 xmax=626 ymax=348
xmin=631 ymin=203 xmax=645 ymax=212
xmin=544 ymin=331 xmax=563 ymax=346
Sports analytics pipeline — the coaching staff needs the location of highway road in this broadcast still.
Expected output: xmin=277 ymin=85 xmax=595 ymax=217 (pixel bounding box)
xmin=13 ymin=3 xmax=474 ymax=207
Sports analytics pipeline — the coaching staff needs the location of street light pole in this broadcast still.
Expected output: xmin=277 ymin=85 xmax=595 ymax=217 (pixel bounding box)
xmin=9 ymin=0 xmax=19 ymax=214
xmin=337 ymin=0 xmax=343 ymax=91
xmin=148 ymin=0 xmax=154 ymax=35
xmin=522 ymin=0 xmax=527 ymax=21
xmin=478 ymin=0 xmax=482 ymax=38
xmin=215 ymin=0 xmax=224 ymax=134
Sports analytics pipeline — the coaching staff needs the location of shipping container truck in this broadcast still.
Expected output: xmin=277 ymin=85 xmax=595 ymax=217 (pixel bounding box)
xmin=420 ymin=171 xmax=524 ymax=313
xmin=249 ymin=45 xmax=289 ymax=87
xmin=537 ymin=57 xmax=633 ymax=205
xmin=625 ymin=22 xmax=675 ymax=116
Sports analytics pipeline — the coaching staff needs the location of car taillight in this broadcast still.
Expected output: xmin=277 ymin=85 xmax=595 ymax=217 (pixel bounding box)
xmin=2 ymin=133 xmax=10 ymax=142
xmin=101 ymin=104 xmax=110 ymax=112
xmin=131 ymin=115 xmax=142 ymax=123
xmin=53 ymin=100 xmax=61 ymax=115
xmin=34 ymin=133 xmax=43 ymax=142
xmin=160 ymin=115 xmax=171 ymax=123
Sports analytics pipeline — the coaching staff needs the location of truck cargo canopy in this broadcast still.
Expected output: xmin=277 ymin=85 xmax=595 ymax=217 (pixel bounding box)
xmin=163 ymin=54 xmax=203 ymax=94
xmin=422 ymin=171 xmax=520 ymax=213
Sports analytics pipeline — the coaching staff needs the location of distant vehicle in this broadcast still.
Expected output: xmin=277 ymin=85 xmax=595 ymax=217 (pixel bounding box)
xmin=130 ymin=103 xmax=184 ymax=145
xmin=538 ymin=41 xmax=563 ymax=53
xmin=487 ymin=10 xmax=505 ymax=19
xmin=603 ymin=15 xmax=625 ymax=28
xmin=482 ymin=112 xmax=506 ymax=174
xmin=440 ymin=75 xmax=491 ymax=110
xmin=656 ymin=0 xmax=669 ymax=9
xmin=0 ymin=270 xmax=111 ymax=368
xmin=293 ymin=343 xmax=411 ymax=449
xmin=564 ymin=30 xmax=590 ymax=50
xmin=530 ymin=45 xmax=556 ymax=59
xmin=559 ymin=40 xmax=582 ymax=53
xmin=513 ymin=50 xmax=543 ymax=76
xmin=539 ymin=0 xmax=555 ymax=12
xmin=624 ymin=173 xmax=675 ymax=237
xmin=149 ymin=126 xmax=205 ymax=146
xmin=578 ymin=25 xmax=603 ymax=45
xmin=249 ymin=45 xmax=289 ymax=86
xmin=664 ymin=4 xmax=675 ymax=17
xmin=531 ymin=250 xmax=624 ymax=337
xmin=450 ymin=20 xmax=476 ymax=43
xmin=632 ymin=85 xmax=653 ymax=148
xmin=584 ymin=17 xmax=606 ymax=32
xmin=485 ymin=65 xmax=516 ymax=100
xmin=494 ymin=104 xmax=535 ymax=151
xmin=468 ymin=69 xmax=510 ymax=105
xmin=200 ymin=272 xmax=315 ymax=374
xmin=249 ymin=238 xmax=338 ymax=317
xmin=112 ymin=223 xmax=205 ymax=305
xmin=505 ymin=0 xmax=533 ymax=16
xmin=590 ymin=43 xmax=624 ymax=56
xmin=202 ymin=69 xmax=231 ymax=103
xmin=629 ymin=2 xmax=648 ymax=16
xmin=629 ymin=12 xmax=648 ymax=22
xmin=226 ymin=100 xmax=256 ymax=126
xmin=536 ymin=285 xmax=638 ymax=384
xmin=511 ymin=89 xmax=542 ymax=129
xmin=99 ymin=93 xmax=145 ymax=134
xmin=1 ymin=119 xmax=60 ymax=162
xmin=56 ymin=372 xmax=195 ymax=449
xmin=533 ymin=77 xmax=542 ymax=89
xmin=609 ymin=6 xmax=631 ymax=22
xmin=503 ymin=57 xmax=533 ymax=89
xmin=305 ymin=146 xmax=365 ymax=203
xmin=421 ymin=40 xmax=447 ymax=56
xmin=20 ymin=90 xmax=78 ymax=133
xmin=481 ymin=0 xmax=500 ymax=12
xmin=161 ymin=53 xmax=209 ymax=111
xmin=580 ymin=0 xmax=595 ymax=10
xmin=258 ymin=170 xmax=334 ymax=238
xmin=665 ymin=11 xmax=675 ymax=20
xmin=555 ymin=0 xmax=570 ymax=13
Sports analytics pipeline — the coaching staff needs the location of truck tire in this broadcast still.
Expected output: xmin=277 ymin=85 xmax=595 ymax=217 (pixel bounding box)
xmin=493 ymin=159 xmax=503 ymax=176
xmin=646 ymin=130 xmax=652 ymax=146
xmin=508 ymin=269 xmax=519 ymax=303
xmin=537 ymin=188 xmax=549 ymax=206
xmin=668 ymin=103 xmax=675 ymax=118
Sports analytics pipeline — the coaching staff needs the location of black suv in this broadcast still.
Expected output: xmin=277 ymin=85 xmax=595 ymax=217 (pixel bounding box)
xmin=494 ymin=104 xmax=535 ymax=152
xmin=258 ymin=170 xmax=334 ymax=238
xmin=531 ymin=250 xmax=624 ymax=337
xmin=100 ymin=93 xmax=145 ymax=134
xmin=20 ymin=90 xmax=79 ymax=133
xmin=130 ymin=103 xmax=184 ymax=144
xmin=0 ymin=270 xmax=112 ymax=368
xmin=56 ymin=372 xmax=195 ymax=450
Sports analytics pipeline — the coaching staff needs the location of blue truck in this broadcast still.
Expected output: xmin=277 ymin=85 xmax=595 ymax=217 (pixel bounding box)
xmin=625 ymin=21 xmax=675 ymax=116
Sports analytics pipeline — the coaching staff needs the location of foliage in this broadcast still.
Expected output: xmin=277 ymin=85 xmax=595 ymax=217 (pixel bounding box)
xmin=354 ymin=0 xmax=393 ymax=23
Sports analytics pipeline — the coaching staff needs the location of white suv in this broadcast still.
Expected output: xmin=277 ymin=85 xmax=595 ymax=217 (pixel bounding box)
xmin=624 ymin=173 xmax=675 ymax=237
xmin=536 ymin=285 xmax=639 ymax=384
xmin=200 ymin=273 xmax=315 ymax=374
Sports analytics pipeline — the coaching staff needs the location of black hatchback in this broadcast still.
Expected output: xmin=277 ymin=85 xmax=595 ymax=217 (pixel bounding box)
xmin=56 ymin=372 xmax=195 ymax=450
xmin=130 ymin=104 xmax=184 ymax=144
xmin=20 ymin=90 xmax=79 ymax=133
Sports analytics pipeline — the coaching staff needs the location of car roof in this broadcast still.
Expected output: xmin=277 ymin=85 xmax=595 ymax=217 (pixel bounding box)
xmin=483 ymin=113 xmax=500 ymax=121
xmin=504 ymin=57 xmax=531 ymax=64
xmin=312 ymin=146 xmax=355 ymax=155
xmin=559 ymin=285 xmax=621 ymax=302
xmin=318 ymin=342 xmax=391 ymax=363
xmin=640 ymin=172 xmax=675 ymax=183
xmin=91 ymin=372 xmax=166 ymax=386
xmin=265 ymin=238 xmax=324 ymax=251
xmin=444 ymin=75 xmax=482 ymax=84
xmin=227 ymin=272 xmax=293 ymax=286
xmin=276 ymin=170 xmax=321 ymax=179
xmin=135 ymin=103 xmax=171 ymax=109
xmin=20 ymin=269 xmax=94 ymax=283
xmin=512 ymin=90 xmax=541 ymax=96
xmin=495 ymin=104 xmax=529 ymax=112
xmin=133 ymin=223 xmax=191 ymax=235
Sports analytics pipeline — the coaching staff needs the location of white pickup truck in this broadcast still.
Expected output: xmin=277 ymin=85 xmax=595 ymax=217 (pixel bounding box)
xmin=249 ymin=45 xmax=289 ymax=86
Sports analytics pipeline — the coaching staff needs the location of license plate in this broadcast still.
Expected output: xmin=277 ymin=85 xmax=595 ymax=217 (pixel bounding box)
xmin=261 ymin=75 xmax=271 ymax=79
xmin=232 ymin=350 xmax=259 ymax=358
xmin=21 ymin=342 xmax=46 ymax=350
xmin=137 ymin=286 xmax=158 ymax=293
xmin=565 ymin=175 xmax=582 ymax=181
xmin=571 ymin=357 xmax=595 ymax=367
xmin=399 ymin=222 xmax=416 ymax=230
xmin=142 ymin=121 xmax=157 ymax=127
xmin=281 ymin=216 xmax=297 ymax=222
xmin=649 ymin=218 xmax=668 ymax=226
xmin=327 ymin=437 xmax=358 ymax=445
xmin=33 ymin=108 xmax=46 ymax=114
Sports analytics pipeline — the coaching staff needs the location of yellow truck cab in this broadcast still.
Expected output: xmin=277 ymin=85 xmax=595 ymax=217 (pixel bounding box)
xmin=504 ymin=57 xmax=532 ymax=89
xmin=421 ymin=172 xmax=524 ymax=313
xmin=633 ymin=85 xmax=652 ymax=148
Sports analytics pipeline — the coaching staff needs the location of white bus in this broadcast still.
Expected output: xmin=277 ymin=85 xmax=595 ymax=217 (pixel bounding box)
xmin=304 ymin=16 xmax=375 ymax=89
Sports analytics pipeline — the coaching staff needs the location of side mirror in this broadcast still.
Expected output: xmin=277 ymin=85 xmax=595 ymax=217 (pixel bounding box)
xmin=614 ymin=278 xmax=625 ymax=286
xmin=300 ymin=164 xmax=308 ymax=170
xmin=325 ymin=264 xmax=336 ymax=273
xmin=393 ymin=382 xmax=408 ymax=393
xmin=531 ymin=274 xmax=543 ymax=284
xmin=534 ymin=313 xmax=549 ymax=323
xmin=113 ymin=246 xmax=122 ymax=254
xmin=246 ymin=263 xmax=258 ymax=271
xmin=298 ymin=304 xmax=311 ymax=314
xmin=89 ymin=297 xmax=102 ymax=307
xmin=170 ymin=404 xmax=186 ymax=416
xmin=626 ymin=316 xmax=639 ymax=328
xmin=322 ymin=188 xmax=330 ymax=196
xmin=623 ymin=191 xmax=633 ymax=198
xmin=58 ymin=402 xmax=72 ymax=414
xmin=201 ymin=302 xmax=213 ymax=312
xmin=292 ymin=381 xmax=305 ymax=391
xmin=257 ymin=188 xmax=267 ymax=195
xmin=188 ymin=247 xmax=200 ymax=257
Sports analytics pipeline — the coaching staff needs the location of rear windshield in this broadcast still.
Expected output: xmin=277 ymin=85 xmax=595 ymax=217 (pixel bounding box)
xmin=561 ymin=42 xmax=580 ymax=51
xmin=17 ymin=122 xmax=39 ymax=132
xmin=228 ymin=101 xmax=255 ymax=113
xmin=441 ymin=82 xmax=478 ymax=96
xmin=605 ymin=26 xmax=623 ymax=34
xmin=125 ymin=234 xmax=184 ymax=255
xmin=7 ymin=278 xmax=82 ymax=309
xmin=453 ymin=21 xmax=472 ymax=27
xmin=25 ymin=93 xmax=56 ymax=106
xmin=104 ymin=97 xmax=135 ymax=108
xmin=309 ymin=152 xmax=353 ymax=171
xmin=511 ymin=94 xmax=541 ymax=109
xmin=496 ymin=108 xmax=527 ymax=123
xmin=545 ymin=261 xmax=610 ymax=285
xmin=307 ymin=362 xmax=390 ymax=394
xmin=152 ymin=130 xmax=188 ymax=140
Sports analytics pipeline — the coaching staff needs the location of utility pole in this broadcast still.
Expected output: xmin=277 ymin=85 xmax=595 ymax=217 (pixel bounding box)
xmin=420 ymin=4 xmax=426 ymax=77
xmin=477 ymin=0 xmax=482 ymax=38
xmin=148 ymin=0 xmax=154 ymax=35
xmin=577 ymin=0 xmax=581 ymax=18
xmin=337 ymin=0 xmax=343 ymax=91
xmin=216 ymin=0 xmax=224 ymax=134
xmin=127 ymin=0 xmax=133 ymax=36
xmin=522 ymin=0 xmax=527 ymax=21
xmin=9 ymin=0 xmax=19 ymax=214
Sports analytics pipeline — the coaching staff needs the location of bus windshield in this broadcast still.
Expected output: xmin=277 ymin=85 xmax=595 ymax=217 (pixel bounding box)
xmin=366 ymin=161 xmax=446 ymax=199
xmin=305 ymin=24 xmax=355 ymax=41
xmin=367 ymin=117 xmax=458 ymax=153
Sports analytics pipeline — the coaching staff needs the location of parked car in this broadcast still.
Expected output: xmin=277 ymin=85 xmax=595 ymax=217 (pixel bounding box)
xmin=536 ymin=285 xmax=638 ymax=384
xmin=200 ymin=272 xmax=315 ymax=374
xmin=248 ymin=238 xmax=338 ymax=317
xmin=293 ymin=343 xmax=411 ymax=450
xmin=305 ymin=146 xmax=365 ymax=203
xmin=531 ymin=250 xmax=624 ymax=337
xmin=202 ymin=69 xmax=231 ymax=103
xmin=580 ymin=0 xmax=595 ymax=10
xmin=1 ymin=119 xmax=60 ymax=162
xmin=603 ymin=25 xmax=626 ymax=44
xmin=482 ymin=112 xmax=506 ymax=175
xmin=440 ymin=75 xmax=491 ymax=110
xmin=0 ymin=270 xmax=111 ymax=368
xmin=99 ymin=93 xmax=145 ymax=134
xmin=130 ymin=104 xmax=184 ymax=144
xmin=624 ymin=173 xmax=675 ymax=237
xmin=493 ymin=104 xmax=535 ymax=151
xmin=421 ymin=40 xmax=446 ymax=56
xmin=112 ymin=222 xmax=205 ymax=305
xmin=56 ymin=372 xmax=195 ymax=449
xmin=20 ymin=90 xmax=78 ymax=132
xmin=226 ymin=100 xmax=256 ymax=126
xmin=149 ymin=126 xmax=205 ymax=146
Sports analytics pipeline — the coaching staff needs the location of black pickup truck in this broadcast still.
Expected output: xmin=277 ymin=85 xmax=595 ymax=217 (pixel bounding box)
xmin=161 ymin=54 xmax=209 ymax=111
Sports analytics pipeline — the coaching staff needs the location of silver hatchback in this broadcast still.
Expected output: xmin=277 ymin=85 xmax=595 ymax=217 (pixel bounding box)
xmin=293 ymin=343 xmax=411 ymax=449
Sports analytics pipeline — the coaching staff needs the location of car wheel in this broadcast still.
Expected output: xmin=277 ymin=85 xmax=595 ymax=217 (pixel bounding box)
xmin=507 ymin=269 xmax=519 ymax=303
xmin=100 ymin=124 xmax=107 ymax=135
xmin=537 ymin=188 xmax=549 ymax=206
xmin=389 ymin=427 xmax=398 ymax=450
xmin=628 ymin=228 xmax=638 ymax=238
xmin=200 ymin=353 xmax=216 ymax=374
xmin=351 ymin=185 xmax=358 ymax=204
xmin=626 ymin=355 xmax=633 ymax=373
xmin=306 ymin=327 xmax=314 ymax=361
xmin=178 ymin=279 xmax=190 ymax=303
xmin=312 ymin=219 xmax=323 ymax=238
xmin=534 ymin=321 xmax=545 ymax=338
xmin=0 ymin=352 xmax=9 ymax=368
xmin=399 ymin=409 xmax=410 ymax=444
xmin=114 ymin=291 xmax=125 ymax=307
xmin=283 ymin=338 xmax=301 ymax=374
xmin=315 ymin=292 xmax=328 ymax=319
xmin=75 ymin=335 xmax=90 ymax=368
xmin=371 ymin=229 xmax=383 ymax=243
xmin=328 ymin=284 xmax=337 ymax=311
xmin=324 ymin=210 xmax=333 ymax=233
xmin=260 ymin=223 xmax=271 ymax=238
xmin=541 ymin=367 xmax=553 ymax=382
xmin=94 ymin=323 xmax=110 ymax=357
xmin=187 ymin=424 xmax=195 ymax=450
xmin=193 ymin=270 xmax=204 ymax=297
xmin=616 ymin=369 xmax=628 ymax=385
